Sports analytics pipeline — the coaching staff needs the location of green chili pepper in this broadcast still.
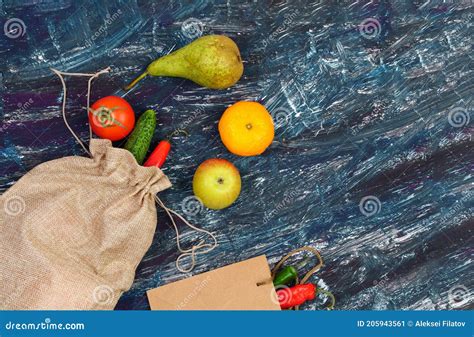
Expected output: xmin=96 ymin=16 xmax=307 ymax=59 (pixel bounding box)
xmin=273 ymin=266 xmax=298 ymax=287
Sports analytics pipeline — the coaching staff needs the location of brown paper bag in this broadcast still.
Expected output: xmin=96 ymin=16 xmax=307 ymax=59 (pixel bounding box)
xmin=0 ymin=138 xmax=171 ymax=309
xmin=147 ymin=255 xmax=281 ymax=310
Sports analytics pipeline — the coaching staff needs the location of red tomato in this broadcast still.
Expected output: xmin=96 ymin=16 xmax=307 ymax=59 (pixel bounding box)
xmin=88 ymin=96 xmax=135 ymax=141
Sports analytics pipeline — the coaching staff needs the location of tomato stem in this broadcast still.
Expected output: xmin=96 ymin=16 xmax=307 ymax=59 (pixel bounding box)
xmin=89 ymin=106 xmax=126 ymax=129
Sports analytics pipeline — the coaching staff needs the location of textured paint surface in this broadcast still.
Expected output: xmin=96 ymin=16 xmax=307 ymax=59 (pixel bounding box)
xmin=0 ymin=0 xmax=473 ymax=310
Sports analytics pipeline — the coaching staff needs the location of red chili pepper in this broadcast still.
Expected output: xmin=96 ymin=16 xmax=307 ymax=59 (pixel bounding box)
xmin=277 ymin=284 xmax=316 ymax=309
xmin=144 ymin=140 xmax=171 ymax=168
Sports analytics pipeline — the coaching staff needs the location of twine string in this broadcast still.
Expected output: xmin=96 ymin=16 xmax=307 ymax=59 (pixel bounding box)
xmin=155 ymin=196 xmax=218 ymax=273
xmin=51 ymin=67 xmax=111 ymax=156
xmin=271 ymin=246 xmax=335 ymax=310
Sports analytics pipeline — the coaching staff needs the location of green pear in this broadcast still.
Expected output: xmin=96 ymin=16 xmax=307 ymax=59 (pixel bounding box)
xmin=125 ymin=35 xmax=243 ymax=90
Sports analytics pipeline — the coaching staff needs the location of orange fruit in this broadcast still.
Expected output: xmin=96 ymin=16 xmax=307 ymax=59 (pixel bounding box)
xmin=218 ymin=101 xmax=274 ymax=156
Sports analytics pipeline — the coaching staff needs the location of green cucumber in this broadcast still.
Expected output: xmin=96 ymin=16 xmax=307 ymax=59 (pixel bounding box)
xmin=125 ymin=109 xmax=156 ymax=164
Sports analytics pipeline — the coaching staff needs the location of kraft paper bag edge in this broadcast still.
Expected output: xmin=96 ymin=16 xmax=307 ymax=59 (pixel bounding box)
xmin=147 ymin=255 xmax=280 ymax=310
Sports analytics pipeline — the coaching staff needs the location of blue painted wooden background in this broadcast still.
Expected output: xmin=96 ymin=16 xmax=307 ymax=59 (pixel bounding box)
xmin=1 ymin=0 xmax=472 ymax=310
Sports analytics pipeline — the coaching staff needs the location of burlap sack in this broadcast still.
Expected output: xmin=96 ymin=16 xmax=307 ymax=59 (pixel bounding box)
xmin=0 ymin=138 xmax=171 ymax=309
xmin=0 ymin=68 xmax=217 ymax=310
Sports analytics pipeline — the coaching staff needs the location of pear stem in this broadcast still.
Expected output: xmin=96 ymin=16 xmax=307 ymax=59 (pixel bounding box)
xmin=125 ymin=71 xmax=148 ymax=91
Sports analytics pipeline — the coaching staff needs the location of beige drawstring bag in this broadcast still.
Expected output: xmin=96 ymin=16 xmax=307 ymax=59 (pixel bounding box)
xmin=0 ymin=68 xmax=217 ymax=310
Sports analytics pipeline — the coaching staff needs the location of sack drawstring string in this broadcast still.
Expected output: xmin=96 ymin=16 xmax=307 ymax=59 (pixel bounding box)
xmin=51 ymin=67 xmax=111 ymax=156
xmin=51 ymin=67 xmax=217 ymax=273
xmin=155 ymin=196 xmax=217 ymax=273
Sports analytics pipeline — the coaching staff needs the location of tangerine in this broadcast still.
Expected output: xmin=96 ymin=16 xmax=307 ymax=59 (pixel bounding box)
xmin=218 ymin=101 xmax=274 ymax=156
